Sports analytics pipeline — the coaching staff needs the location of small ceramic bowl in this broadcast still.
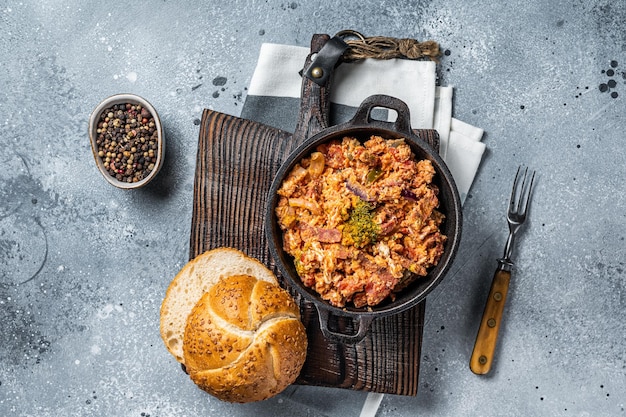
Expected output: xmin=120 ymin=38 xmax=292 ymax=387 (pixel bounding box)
xmin=89 ymin=93 xmax=164 ymax=189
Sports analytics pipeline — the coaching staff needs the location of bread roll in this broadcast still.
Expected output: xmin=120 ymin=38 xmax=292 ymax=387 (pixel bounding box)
xmin=159 ymin=248 xmax=307 ymax=402
xmin=160 ymin=248 xmax=278 ymax=363
xmin=183 ymin=274 xmax=307 ymax=403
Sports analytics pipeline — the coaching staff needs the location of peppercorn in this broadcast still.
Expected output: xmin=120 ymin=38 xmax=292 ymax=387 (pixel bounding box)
xmin=95 ymin=102 xmax=159 ymax=183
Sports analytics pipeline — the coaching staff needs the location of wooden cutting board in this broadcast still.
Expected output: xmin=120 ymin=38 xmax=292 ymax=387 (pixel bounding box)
xmin=189 ymin=34 xmax=440 ymax=395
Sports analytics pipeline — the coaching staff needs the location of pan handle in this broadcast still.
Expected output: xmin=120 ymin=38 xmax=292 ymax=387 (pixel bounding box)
xmin=351 ymin=94 xmax=413 ymax=136
xmin=293 ymin=34 xmax=348 ymax=145
xmin=316 ymin=307 xmax=374 ymax=344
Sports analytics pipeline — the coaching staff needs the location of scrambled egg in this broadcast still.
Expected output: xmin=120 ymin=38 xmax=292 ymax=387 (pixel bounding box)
xmin=276 ymin=135 xmax=446 ymax=308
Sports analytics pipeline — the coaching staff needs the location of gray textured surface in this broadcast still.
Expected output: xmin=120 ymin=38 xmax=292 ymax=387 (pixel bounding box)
xmin=1 ymin=1 xmax=625 ymax=416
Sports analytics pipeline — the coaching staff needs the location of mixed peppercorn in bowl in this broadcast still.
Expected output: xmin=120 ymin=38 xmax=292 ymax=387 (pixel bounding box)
xmin=89 ymin=94 xmax=164 ymax=189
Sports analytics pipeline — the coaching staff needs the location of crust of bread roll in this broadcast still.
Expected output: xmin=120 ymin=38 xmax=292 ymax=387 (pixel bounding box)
xmin=159 ymin=248 xmax=278 ymax=363
xmin=183 ymin=274 xmax=307 ymax=403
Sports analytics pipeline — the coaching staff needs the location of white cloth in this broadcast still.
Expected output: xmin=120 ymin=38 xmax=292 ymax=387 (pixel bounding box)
xmin=247 ymin=42 xmax=485 ymax=203
xmin=332 ymin=59 xmax=436 ymax=129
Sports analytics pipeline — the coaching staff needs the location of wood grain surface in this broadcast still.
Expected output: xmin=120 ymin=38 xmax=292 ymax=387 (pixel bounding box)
xmin=469 ymin=268 xmax=512 ymax=375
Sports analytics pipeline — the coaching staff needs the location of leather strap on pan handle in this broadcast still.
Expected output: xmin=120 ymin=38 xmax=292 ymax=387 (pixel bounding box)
xmin=303 ymin=36 xmax=349 ymax=87
xmin=292 ymin=34 xmax=332 ymax=144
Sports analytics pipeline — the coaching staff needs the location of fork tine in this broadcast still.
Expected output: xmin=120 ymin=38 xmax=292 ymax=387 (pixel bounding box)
xmin=520 ymin=169 xmax=536 ymax=216
xmin=512 ymin=166 xmax=536 ymax=216
xmin=509 ymin=166 xmax=536 ymax=216
xmin=509 ymin=166 xmax=522 ymax=212
xmin=516 ymin=167 xmax=529 ymax=214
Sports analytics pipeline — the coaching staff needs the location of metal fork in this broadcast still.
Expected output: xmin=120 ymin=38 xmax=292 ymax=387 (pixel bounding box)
xmin=470 ymin=166 xmax=536 ymax=375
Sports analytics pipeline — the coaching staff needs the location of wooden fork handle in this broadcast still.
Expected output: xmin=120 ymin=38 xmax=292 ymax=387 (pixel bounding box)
xmin=470 ymin=268 xmax=511 ymax=375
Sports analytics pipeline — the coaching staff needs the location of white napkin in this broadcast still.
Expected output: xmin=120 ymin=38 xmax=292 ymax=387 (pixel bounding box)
xmin=244 ymin=43 xmax=485 ymax=203
xmin=332 ymin=59 xmax=436 ymax=129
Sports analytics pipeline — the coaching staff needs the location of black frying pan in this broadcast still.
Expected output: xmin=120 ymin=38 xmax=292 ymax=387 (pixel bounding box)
xmin=265 ymin=93 xmax=462 ymax=344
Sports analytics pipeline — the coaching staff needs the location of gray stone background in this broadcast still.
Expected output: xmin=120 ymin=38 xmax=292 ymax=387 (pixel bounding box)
xmin=1 ymin=1 xmax=624 ymax=416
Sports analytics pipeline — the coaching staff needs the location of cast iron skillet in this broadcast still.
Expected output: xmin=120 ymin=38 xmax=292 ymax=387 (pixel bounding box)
xmin=266 ymin=93 xmax=463 ymax=344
